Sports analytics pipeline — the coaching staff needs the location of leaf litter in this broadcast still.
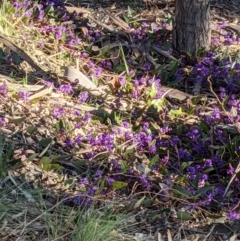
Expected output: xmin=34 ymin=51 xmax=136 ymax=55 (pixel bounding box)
xmin=1 ymin=0 xmax=240 ymax=240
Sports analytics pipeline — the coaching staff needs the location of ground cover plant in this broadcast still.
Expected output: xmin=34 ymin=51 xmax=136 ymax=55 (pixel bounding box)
xmin=1 ymin=0 xmax=240 ymax=240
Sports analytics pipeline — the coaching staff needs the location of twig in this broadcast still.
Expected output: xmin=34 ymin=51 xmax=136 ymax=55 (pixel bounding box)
xmin=152 ymin=45 xmax=178 ymax=61
xmin=202 ymin=224 xmax=215 ymax=241
xmin=49 ymin=97 xmax=112 ymax=117
xmin=223 ymin=160 xmax=240 ymax=197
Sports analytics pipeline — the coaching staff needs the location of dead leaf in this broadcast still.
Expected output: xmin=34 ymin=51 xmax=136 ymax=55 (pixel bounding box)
xmin=80 ymin=27 xmax=89 ymax=35
xmin=62 ymin=66 xmax=106 ymax=96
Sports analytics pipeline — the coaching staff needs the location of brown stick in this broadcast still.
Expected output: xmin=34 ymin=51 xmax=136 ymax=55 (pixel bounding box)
xmin=0 ymin=34 xmax=45 ymax=72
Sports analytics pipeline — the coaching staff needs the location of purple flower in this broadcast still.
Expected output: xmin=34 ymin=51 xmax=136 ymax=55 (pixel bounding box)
xmin=79 ymin=178 xmax=89 ymax=188
xmin=82 ymin=112 xmax=91 ymax=122
xmin=18 ymin=91 xmax=30 ymax=102
xmin=112 ymin=159 xmax=122 ymax=172
xmin=64 ymin=137 xmax=72 ymax=147
xmin=95 ymin=170 xmax=103 ymax=178
xmin=162 ymin=22 xmax=169 ymax=28
xmin=94 ymin=67 xmax=103 ymax=77
xmin=139 ymin=174 xmax=151 ymax=190
xmin=125 ymin=131 xmax=132 ymax=141
xmin=106 ymin=177 xmax=115 ymax=187
xmin=75 ymin=122 xmax=81 ymax=129
xmin=171 ymin=136 xmax=179 ymax=146
xmin=0 ymin=83 xmax=8 ymax=98
xmin=143 ymin=122 xmax=149 ymax=130
xmin=217 ymin=21 xmax=227 ymax=30
xmin=141 ymin=22 xmax=149 ymax=28
xmin=227 ymin=166 xmax=235 ymax=175
xmin=98 ymin=133 xmax=114 ymax=151
xmin=58 ymin=84 xmax=73 ymax=95
xmin=227 ymin=211 xmax=240 ymax=220
xmin=119 ymin=76 xmax=126 ymax=86
xmin=81 ymin=52 xmax=89 ymax=58
xmin=122 ymin=121 xmax=130 ymax=128
xmin=25 ymin=10 xmax=32 ymax=17
xmin=0 ymin=117 xmax=6 ymax=127
xmin=149 ymin=144 xmax=156 ymax=154
xmin=72 ymin=110 xmax=81 ymax=116
xmin=44 ymin=81 xmax=54 ymax=87
xmin=159 ymin=126 xmax=171 ymax=135
xmin=161 ymin=156 xmax=169 ymax=165
xmin=53 ymin=107 xmax=64 ymax=119
xmin=132 ymin=89 xmax=138 ymax=99
xmin=88 ymin=61 xmax=95 ymax=68
xmin=139 ymin=77 xmax=147 ymax=85
xmin=178 ymin=148 xmax=192 ymax=161
xmin=186 ymin=128 xmax=200 ymax=141
xmin=74 ymin=135 xmax=82 ymax=144
xmin=78 ymin=91 xmax=88 ymax=103
xmin=144 ymin=63 xmax=152 ymax=71
xmin=133 ymin=80 xmax=139 ymax=87
xmin=205 ymin=159 xmax=213 ymax=167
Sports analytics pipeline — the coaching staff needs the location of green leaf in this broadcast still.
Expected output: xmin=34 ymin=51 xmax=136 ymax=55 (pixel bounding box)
xmin=203 ymin=167 xmax=214 ymax=173
xmin=151 ymin=99 xmax=166 ymax=112
xmin=207 ymin=214 xmax=224 ymax=220
xmin=214 ymin=216 xmax=227 ymax=223
xmin=191 ymin=96 xmax=202 ymax=105
xmin=200 ymin=121 xmax=210 ymax=132
xmin=120 ymin=160 xmax=128 ymax=172
xmin=112 ymin=181 xmax=128 ymax=191
xmin=119 ymin=44 xmax=129 ymax=74
xmin=27 ymin=153 xmax=38 ymax=162
xmin=177 ymin=211 xmax=193 ymax=221
xmin=11 ymin=51 xmax=21 ymax=65
xmin=148 ymin=83 xmax=158 ymax=99
xmin=168 ymin=60 xmax=180 ymax=72
xmin=172 ymin=185 xmax=190 ymax=198
xmin=180 ymin=162 xmax=193 ymax=171
xmin=40 ymin=156 xmax=51 ymax=171
xmin=195 ymin=186 xmax=213 ymax=196
xmin=149 ymin=154 xmax=159 ymax=168
xmin=231 ymin=107 xmax=238 ymax=117
xmin=125 ymin=143 xmax=138 ymax=155
xmin=0 ymin=49 xmax=5 ymax=61
xmin=177 ymin=124 xmax=183 ymax=135
xmin=127 ymin=6 xmax=133 ymax=18
xmin=50 ymin=163 xmax=63 ymax=170
xmin=74 ymin=160 xmax=87 ymax=167
xmin=11 ymin=117 xmax=26 ymax=124
xmin=27 ymin=126 xmax=37 ymax=135
xmin=113 ymin=64 xmax=126 ymax=73
xmin=38 ymin=138 xmax=54 ymax=147
xmin=169 ymin=107 xmax=182 ymax=117
xmin=143 ymin=198 xmax=153 ymax=208
xmin=55 ymin=120 xmax=64 ymax=133
xmin=64 ymin=179 xmax=74 ymax=187
xmin=133 ymin=196 xmax=145 ymax=209
xmin=192 ymin=173 xmax=199 ymax=189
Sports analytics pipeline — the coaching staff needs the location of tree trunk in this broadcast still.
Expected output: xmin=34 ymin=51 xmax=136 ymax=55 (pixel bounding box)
xmin=173 ymin=0 xmax=211 ymax=57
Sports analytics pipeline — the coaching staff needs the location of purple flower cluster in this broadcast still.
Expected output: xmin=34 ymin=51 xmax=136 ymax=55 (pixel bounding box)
xmin=0 ymin=83 xmax=8 ymax=98
xmin=89 ymin=132 xmax=115 ymax=152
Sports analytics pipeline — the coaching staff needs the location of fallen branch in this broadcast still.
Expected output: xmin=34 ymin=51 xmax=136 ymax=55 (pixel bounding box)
xmin=0 ymin=34 xmax=45 ymax=72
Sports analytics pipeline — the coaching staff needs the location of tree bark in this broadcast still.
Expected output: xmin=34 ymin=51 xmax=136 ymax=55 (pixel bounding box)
xmin=173 ymin=0 xmax=211 ymax=57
